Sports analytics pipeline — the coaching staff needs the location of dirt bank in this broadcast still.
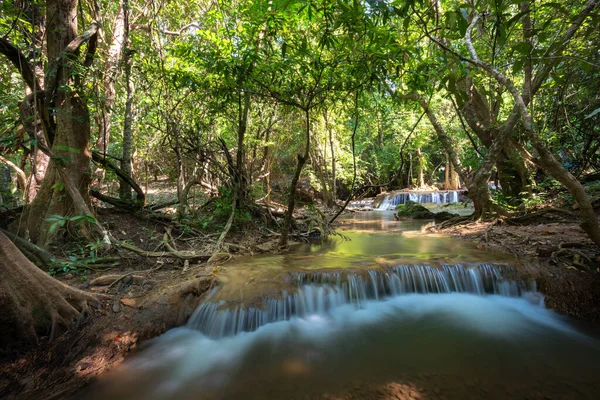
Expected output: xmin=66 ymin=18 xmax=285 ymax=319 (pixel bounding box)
xmin=435 ymin=213 xmax=600 ymax=321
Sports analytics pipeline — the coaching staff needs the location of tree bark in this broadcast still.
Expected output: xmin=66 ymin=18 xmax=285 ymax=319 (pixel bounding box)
xmin=119 ymin=49 xmax=135 ymax=200
xmin=0 ymin=231 xmax=102 ymax=350
xmin=325 ymin=110 xmax=337 ymax=203
xmin=19 ymin=94 xmax=50 ymax=202
xmin=0 ymin=156 xmax=27 ymax=199
xmin=92 ymin=1 xmax=126 ymax=186
xmin=445 ymin=155 xmax=450 ymax=189
xmin=235 ymin=90 xmax=251 ymax=207
xmin=17 ymin=1 xmax=98 ymax=246
xmin=416 ymin=147 xmax=425 ymax=187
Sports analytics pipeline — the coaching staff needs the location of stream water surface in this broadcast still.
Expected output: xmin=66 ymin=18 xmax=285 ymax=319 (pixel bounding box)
xmin=85 ymin=212 xmax=600 ymax=400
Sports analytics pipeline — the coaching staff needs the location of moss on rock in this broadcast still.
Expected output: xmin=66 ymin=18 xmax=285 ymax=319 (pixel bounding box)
xmin=395 ymin=201 xmax=435 ymax=219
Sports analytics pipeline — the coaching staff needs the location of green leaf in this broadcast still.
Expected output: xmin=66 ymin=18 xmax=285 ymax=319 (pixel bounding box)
xmin=512 ymin=42 xmax=532 ymax=55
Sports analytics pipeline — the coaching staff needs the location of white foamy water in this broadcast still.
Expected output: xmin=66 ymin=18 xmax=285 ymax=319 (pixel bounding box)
xmin=85 ymin=293 xmax=600 ymax=400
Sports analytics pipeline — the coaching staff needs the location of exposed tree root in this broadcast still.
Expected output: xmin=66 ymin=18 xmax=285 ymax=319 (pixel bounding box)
xmin=0 ymin=227 xmax=54 ymax=268
xmin=436 ymin=215 xmax=473 ymax=230
xmin=510 ymin=207 xmax=576 ymax=224
xmin=551 ymin=242 xmax=598 ymax=272
xmin=0 ymin=232 xmax=107 ymax=351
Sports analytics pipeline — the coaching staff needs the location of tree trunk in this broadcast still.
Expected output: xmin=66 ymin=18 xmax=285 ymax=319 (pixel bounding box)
xmin=119 ymin=46 xmax=135 ymax=200
xmin=280 ymin=108 xmax=310 ymax=247
xmin=92 ymin=1 xmax=126 ymax=186
xmin=527 ymin=131 xmax=600 ymax=246
xmin=235 ymin=90 xmax=251 ymax=207
xmin=20 ymin=0 xmax=96 ymax=246
xmin=20 ymin=94 xmax=50 ymax=202
xmin=445 ymin=156 xmax=450 ymax=189
xmin=312 ymin=148 xmax=331 ymax=206
xmin=326 ymin=112 xmax=337 ymax=203
xmin=0 ymin=165 xmax=11 ymax=204
xmin=407 ymin=153 xmax=413 ymax=187
xmin=416 ymin=147 xmax=425 ymax=187
xmin=0 ymin=231 xmax=102 ymax=351
xmin=262 ymin=127 xmax=272 ymax=205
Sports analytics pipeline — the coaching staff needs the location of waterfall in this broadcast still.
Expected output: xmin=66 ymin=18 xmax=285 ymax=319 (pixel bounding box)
xmin=187 ymin=264 xmax=539 ymax=338
xmin=377 ymin=190 xmax=461 ymax=210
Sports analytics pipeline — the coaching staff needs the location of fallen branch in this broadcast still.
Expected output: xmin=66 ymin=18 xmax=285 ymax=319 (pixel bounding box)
xmin=90 ymin=189 xmax=139 ymax=210
xmin=90 ymin=274 xmax=145 ymax=286
xmin=91 ymin=151 xmax=145 ymax=204
xmin=118 ymin=241 xmax=210 ymax=261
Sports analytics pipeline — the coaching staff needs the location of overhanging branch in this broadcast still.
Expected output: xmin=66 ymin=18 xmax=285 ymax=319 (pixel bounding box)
xmin=0 ymin=38 xmax=42 ymax=92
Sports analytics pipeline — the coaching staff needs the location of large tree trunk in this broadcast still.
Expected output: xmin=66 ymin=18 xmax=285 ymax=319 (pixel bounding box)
xmin=18 ymin=0 xmax=95 ymax=246
xmin=0 ymin=231 xmax=101 ymax=351
xmin=455 ymin=79 xmax=532 ymax=200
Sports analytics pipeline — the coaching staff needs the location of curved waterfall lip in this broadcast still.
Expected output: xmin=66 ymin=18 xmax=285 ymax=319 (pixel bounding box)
xmin=187 ymin=264 xmax=540 ymax=339
xmin=377 ymin=190 xmax=462 ymax=210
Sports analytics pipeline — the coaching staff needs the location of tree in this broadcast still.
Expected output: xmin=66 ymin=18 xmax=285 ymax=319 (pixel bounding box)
xmin=1 ymin=0 xmax=101 ymax=246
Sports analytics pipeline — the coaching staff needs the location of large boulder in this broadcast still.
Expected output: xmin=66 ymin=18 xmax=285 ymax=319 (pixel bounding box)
xmin=395 ymin=201 xmax=434 ymax=219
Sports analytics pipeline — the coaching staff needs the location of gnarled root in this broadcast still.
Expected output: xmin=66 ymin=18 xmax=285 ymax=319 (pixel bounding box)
xmin=0 ymin=232 xmax=107 ymax=351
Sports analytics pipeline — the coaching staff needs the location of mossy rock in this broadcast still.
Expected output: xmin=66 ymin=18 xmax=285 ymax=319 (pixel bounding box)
xmin=434 ymin=211 xmax=459 ymax=221
xmin=395 ymin=201 xmax=434 ymax=219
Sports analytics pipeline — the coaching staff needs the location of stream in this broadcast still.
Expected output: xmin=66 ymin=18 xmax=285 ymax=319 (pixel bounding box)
xmin=84 ymin=212 xmax=600 ymax=399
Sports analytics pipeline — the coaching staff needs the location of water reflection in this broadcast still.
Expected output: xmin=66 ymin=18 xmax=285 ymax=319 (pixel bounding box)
xmin=211 ymin=212 xmax=517 ymax=302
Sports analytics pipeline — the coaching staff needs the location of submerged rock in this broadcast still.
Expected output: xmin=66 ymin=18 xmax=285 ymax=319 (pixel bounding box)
xmin=395 ymin=200 xmax=434 ymax=219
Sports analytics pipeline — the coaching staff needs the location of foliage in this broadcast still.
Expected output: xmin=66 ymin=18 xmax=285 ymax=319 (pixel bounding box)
xmin=0 ymin=0 xmax=599 ymax=241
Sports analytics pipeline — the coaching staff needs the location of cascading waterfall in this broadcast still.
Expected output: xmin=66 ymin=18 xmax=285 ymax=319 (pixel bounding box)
xmin=377 ymin=190 xmax=461 ymax=210
xmin=187 ymin=264 xmax=539 ymax=338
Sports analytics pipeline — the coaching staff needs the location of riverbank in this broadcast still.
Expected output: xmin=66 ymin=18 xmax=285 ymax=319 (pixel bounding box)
xmin=432 ymin=213 xmax=600 ymax=321
xmin=2 ymin=206 xmax=599 ymax=400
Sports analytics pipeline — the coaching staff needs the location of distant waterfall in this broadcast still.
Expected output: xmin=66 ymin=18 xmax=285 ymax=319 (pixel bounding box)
xmin=377 ymin=190 xmax=460 ymax=210
xmin=187 ymin=264 xmax=539 ymax=338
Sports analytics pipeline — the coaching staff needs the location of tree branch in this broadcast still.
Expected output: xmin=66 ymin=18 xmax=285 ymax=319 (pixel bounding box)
xmin=131 ymin=22 xmax=200 ymax=36
xmin=0 ymin=38 xmax=42 ymax=92
xmin=0 ymin=155 xmax=27 ymax=198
